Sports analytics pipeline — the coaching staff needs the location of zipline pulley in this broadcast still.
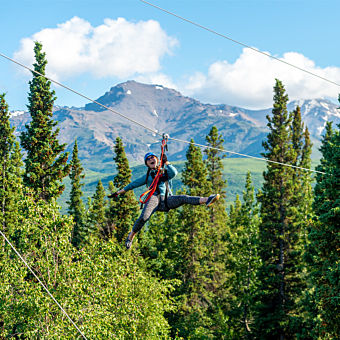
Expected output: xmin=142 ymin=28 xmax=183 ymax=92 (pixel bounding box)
xmin=162 ymin=133 xmax=169 ymax=152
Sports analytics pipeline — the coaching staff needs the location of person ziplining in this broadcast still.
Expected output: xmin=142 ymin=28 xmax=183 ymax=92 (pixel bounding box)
xmin=108 ymin=136 xmax=220 ymax=249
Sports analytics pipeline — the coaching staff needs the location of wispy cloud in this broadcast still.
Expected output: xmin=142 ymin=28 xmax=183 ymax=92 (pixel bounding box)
xmin=14 ymin=16 xmax=178 ymax=80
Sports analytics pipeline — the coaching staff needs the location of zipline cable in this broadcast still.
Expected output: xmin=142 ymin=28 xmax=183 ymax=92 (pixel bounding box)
xmin=0 ymin=229 xmax=88 ymax=340
xmin=167 ymin=136 xmax=326 ymax=175
xmin=0 ymin=52 xmax=159 ymax=137
xmin=140 ymin=0 xmax=340 ymax=89
xmin=0 ymin=52 xmax=326 ymax=174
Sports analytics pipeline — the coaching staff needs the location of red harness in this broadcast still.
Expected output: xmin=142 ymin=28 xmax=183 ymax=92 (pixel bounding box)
xmin=139 ymin=138 xmax=167 ymax=205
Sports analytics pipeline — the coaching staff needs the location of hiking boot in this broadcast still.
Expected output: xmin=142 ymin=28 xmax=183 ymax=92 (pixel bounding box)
xmin=206 ymin=194 xmax=220 ymax=207
xmin=125 ymin=233 xmax=133 ymax=250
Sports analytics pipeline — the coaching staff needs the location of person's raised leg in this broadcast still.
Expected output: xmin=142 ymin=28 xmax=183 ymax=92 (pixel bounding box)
xmin=166 ymin=194 xmax=220 ymax=210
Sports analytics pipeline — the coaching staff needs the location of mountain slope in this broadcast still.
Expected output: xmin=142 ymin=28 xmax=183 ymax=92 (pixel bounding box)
xmin=10 ymin=81 xmax=339 ymax=171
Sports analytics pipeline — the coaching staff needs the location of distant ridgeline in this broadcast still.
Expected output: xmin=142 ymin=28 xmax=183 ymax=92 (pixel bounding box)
xmin=10 ymin=81 xmax=340 ymax=172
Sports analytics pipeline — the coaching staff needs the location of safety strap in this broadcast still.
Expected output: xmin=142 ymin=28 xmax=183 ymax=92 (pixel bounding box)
xmin=139 ymin=137 xmax=168 ymax=207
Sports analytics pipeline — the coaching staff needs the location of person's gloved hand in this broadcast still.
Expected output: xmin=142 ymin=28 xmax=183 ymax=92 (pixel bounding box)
xmin=108 ymin=191 xmax=119 ymax=199
xmin=161 ymin=153 xmax=168 ymax=164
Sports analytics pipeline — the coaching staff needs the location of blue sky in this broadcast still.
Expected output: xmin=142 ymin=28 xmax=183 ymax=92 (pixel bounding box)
xmin=1 ymin=0 xmax=340 ymax=111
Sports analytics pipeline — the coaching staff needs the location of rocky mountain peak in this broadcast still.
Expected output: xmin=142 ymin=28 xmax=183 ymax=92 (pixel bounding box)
xmin=10 ymin=81 xmax=340 ymax=170
xmin=84 ymin=80 xmax=189 ymax=113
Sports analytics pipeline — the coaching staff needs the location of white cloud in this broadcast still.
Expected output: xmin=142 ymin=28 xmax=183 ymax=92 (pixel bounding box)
xmin=182 ymin=48 xmax=340 ymax=109
xmin=13 ymin=16 xmax=178 ymax=80
xmin=13 ymin=20 xmax=340 ymax=110
xmin=135 ymin=72 xmax=177 ymax=91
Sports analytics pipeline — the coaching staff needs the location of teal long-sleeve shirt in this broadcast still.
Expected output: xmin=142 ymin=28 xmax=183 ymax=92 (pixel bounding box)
xmin=123 ymin=164 xmax=178 ymax=196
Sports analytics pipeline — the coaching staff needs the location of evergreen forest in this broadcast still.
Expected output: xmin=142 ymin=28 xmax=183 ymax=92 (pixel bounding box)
xmin=0 ymin=42 xmax=339 ymax=340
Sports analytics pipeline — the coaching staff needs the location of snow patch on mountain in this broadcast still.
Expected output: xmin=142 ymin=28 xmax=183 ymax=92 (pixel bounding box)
xmin=288 ymin=99 xmax=340 ymax=137
xmin=9 ymin=81 xmax=340 ymax=164
xmin=320 ymin=102 xmax=330 ymax=111
xmin=10 ymin=110 xmax=25 ymax=117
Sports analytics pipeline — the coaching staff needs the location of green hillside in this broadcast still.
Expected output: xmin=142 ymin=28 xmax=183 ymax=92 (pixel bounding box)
xmin=58 ymin=157 xmax=319 ymax=213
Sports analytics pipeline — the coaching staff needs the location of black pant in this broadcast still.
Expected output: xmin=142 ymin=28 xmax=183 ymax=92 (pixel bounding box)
xmin=132 ymin=194 xmax=201 ymax=233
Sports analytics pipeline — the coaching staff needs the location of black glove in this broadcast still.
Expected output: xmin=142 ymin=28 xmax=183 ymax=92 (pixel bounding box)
xmin=161 ymin=153 xmax=168 ymax=164
xmin=108 ymin=191 xmax=119 ymax=199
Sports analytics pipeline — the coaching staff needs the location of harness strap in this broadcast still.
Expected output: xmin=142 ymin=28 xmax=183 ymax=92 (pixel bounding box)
xmin=139 ymin=138 xmax=167 ymax=206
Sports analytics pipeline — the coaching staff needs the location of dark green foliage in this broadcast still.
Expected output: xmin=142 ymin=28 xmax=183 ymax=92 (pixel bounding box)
xmin=182 ymin=140 xmax=210 ymax=195
xmin=20 ymin=42 xmax=70 ymax=201
xmin=300 ymin=126 xmax=313 ymax=208
xmin=105 ymin=181 xmax=116 ymax=239
xmin=140 ymin=141 xmax=215 ymax=337
xmin=290 ymin=107 xmax=313 ymax=209
xmin=88 ymin=180 xmax=107 ymax=238
xmin=4 ymin=58 xmax=339 ymax=337
xmin=204 ymin=126 xmax=235 ymax=337
xmin=204 ymin=126 xmax=228 ymax=221
xmin=305 ymin=122 xmax=340 ymax=338
xmin=107 ymin=137 xmax=139 ymax=242
xmin=166 ymin=140 xmax=226 ymax=338
xmin=67 ymin=140 xmax=86 ymax=247
xmin=139 ymin=208 xmax=181 ymax=277
xmin=204 ymin=126 xmax=227 ymax=194
xmin=289 ymin=106 xmax=314 ymax=335
xmin=291 ymin=106 xmax=304 ymax=159
xmin=172 ymin=141 xmax=212 ymax=337
xmin=226 ymin=172 xmax=260 ymax=338
xmin=255 ymin=80 xmax=309 ymax=338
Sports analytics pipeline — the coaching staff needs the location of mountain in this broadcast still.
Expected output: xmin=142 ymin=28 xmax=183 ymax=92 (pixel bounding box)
xmin=10 ymin=81 xmax=339 ymax=171
xmin=288 ymin=99 xmax=340 ymax=138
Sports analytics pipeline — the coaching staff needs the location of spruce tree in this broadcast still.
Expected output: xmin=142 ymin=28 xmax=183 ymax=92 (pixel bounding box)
xmin=255 ymin=80 xmax=306 ymax=338
xmin=227 ymin=172 xmax=260 ymax=338
xmin=289 ymin=106 xmax=313 ymax=331
xmin=300 ymin=127 xmax=313 ymax=205
xmin=67 ymin=140 xmax=86 ymax=247
xmin=204 ymin=126 xmax=228 ymax=220
xmin=170 ymin=140 xmax=224 ymax=338
xmin=305 ymin=122 xmax=339 ymax=338
xmin=204 ymin=126 xmax=226 ymax=192
xmin=89 ymin=180 xmax=107 ymax=239
xmin=20 ymin=41 xmax=70 ymax=201
xmin=290 ymin=106 xmax=313 ymax=218
xmin=107 ymin=137 xmax=139 ymax=242
xmin=203 ymin=126 xmax=232 ymax=336
xmin=105 ymin=181 xmax=116 ymax=239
